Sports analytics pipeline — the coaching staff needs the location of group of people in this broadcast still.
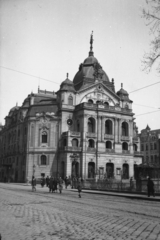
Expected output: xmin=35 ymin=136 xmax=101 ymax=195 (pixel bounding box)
xmin=31 ymin=175 xmax=83 ymax=198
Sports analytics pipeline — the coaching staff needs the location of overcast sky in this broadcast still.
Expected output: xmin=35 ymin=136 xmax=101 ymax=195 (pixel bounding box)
xmin=0 ymin=0 xmax=160 ymax=132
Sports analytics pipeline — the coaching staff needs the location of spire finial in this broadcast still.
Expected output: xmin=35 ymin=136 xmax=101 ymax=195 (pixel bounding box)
xmin=67 ymin=73 xmax=69 ymax=79
xmin=121 ymin=83 xmax=123 ymax=89
xmin=89 ymin=31 xmax=94 ymax=56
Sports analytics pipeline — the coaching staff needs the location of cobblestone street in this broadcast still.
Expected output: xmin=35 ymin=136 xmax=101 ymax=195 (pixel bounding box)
xmin=0 ymin=183 xmax=160 ymax=240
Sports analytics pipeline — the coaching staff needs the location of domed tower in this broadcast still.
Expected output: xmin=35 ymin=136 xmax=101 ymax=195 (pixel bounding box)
xmin=117 ymin=83 xmax=133 ymax=109
xmin=73 ymin=32 xmax=115 ymax=92
xmin=57 ymin=73 xmax=76 ymax=105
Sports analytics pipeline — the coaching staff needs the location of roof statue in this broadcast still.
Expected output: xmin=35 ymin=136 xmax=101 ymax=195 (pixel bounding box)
xmin=89 ymin=31 xmax=94 ymax=56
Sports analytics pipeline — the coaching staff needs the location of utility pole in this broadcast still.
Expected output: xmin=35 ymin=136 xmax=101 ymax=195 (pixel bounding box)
xmin=96 ymin=102 xmax=99 ymax=179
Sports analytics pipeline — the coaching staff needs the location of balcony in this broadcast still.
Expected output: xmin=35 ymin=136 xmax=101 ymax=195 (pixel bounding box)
xmin=62 ymin=131 xmax=81 ymax=137
xmin=104 ymin=134 xmax=114 ymax=140
xmin=134 ymin=151 xmax=143 ymax=157
xmin=87 ymin=147 xmax=96 ymax=152
xmin=70 ymin=131 xmax=81 ymax=137
xmin=122 ymin=150 xmax=130 ymax=154
xmin=133 ymin=137 xmax=139 ymax=142
xmin=106 ymin=149 xmax=115 ymax=153
xmin=86 ymin=132 xmax=97 ymax=138
xmin=121 ymin=136 xmax=130 ymax=141
xmin=63 ymin=146 xmax=82 ymax=152
xmin=75 ymin=102 xmax=133 ymax=114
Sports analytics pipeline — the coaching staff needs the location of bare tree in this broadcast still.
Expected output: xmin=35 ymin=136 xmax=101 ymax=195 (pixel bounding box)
xmin=142 ymin=0 xmax=160 ymax=73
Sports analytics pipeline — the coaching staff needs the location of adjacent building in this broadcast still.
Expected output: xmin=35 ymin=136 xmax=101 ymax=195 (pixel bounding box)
xmin=0 ymin=34 xmax=142 ymax=182
xmin=139 ymin=125 xmax=160 ymax=166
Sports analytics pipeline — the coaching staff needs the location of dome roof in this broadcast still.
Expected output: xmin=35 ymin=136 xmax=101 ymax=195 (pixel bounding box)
xmin=9 ymin=105 xmax=19 ymax=116
xmin=60 ymin=74 xmax=75 ymax=92
xmin=83 ymin=55 xmax=98 ymax=64
xmin=117 ymin=84 xmax=130 ymax=100
xmin=73 ymin=33 xmax=111 ymax=90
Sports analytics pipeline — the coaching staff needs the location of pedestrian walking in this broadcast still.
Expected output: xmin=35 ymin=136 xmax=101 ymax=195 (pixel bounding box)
xmin=46 ymin=176 xmax=50 ymax=187
xmin=77 ymin=178 xmax=82 ymax=198
xmin=147 ymin=177 xmax=155 ymax=197
xmin=49 ymin=176 xmax=54 ymax=193
xmin=64 ymin=176 xmax=68 ymax=189
xmin=58 ymin=177 xmax=63 ymax=194
xmin=31 ymin=176 xmax=36 ymax=192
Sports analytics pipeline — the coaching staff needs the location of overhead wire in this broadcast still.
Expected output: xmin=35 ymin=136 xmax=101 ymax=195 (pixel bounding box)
xmin=0 ymin=66 xmax=60 ymax=85
xmin=135 ymin=110 xmax=160 ymax=117
xmin=129 ymin=81 xmax=160 ymax=93
xmin=1 ymin=65 xmax=160 ymax=117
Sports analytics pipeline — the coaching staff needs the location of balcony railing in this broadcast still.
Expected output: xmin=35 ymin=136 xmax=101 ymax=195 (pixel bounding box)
xmin=104 ymin=134 xmax=114 ymax=140
xmin=122 ymin=150 xmax=130 ymax=154
xmin=75 ymin=102 xmax=132 ymax=113
xmin=62 ymin=131 xmax=81 ymax=137
xmin=87 ymin=147 xmax=96 ymax=152
xmin=133 ymin=137 xmax=139 ymax=142
xmin=121 ymin=136 xmax=130 ymax=141
xmin=70 ymin=131 xmax=81 ymax=137
xmin=86 ymin=132 xmax=97 ymax=138
xmin=64 ymin=146 xmax=82 ymax=151
xmin=106 ymin=149 xmax=115 ymax=153
xmin=134 ymin=151 xmax=143 ymax=156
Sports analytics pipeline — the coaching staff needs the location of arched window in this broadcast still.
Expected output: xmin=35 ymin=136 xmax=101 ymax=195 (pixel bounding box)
xmin=146 ymin=144 xmax=148 ymax=151
xmin=154 ymin=143 xmax=157 ymax=150
xmin=42 ymin=131 xmax=47 ymax=143
xmin=106 ymin=141 xmax=112 ymax=149
xmin=88 ymin=139 xmax=95 ymax=148
xmin=88 ymin=99 xmax=93 ymax=104
xmin=63 ymin=139 xmax=67 ymax=147
xmin=150 ymin=143 xmax=153 ymax=150
xmin=122 ymin=122 xmax=129 ymax=136
xmin=77 ymin=120 xmax=80 ymax=132
xmin=151 ymin=156 xmax=153 ymax=163
xmin=72 ymin=138 xmax=78 ymax=147
xmin=141 ymin=144 xmax=144 ymax=151
xmin=41 ymin=155 xmax=47 ymax=165
xmin=88 ymin=162 xmax=95 ymax=178
xmin=104 ymin=102 xmax=109 ymax=108
xmin=68 ymin=95 xmax=73 ymax=105
xmin=122 ymin=164 xmax=129 ymax=179
xmin=106 ymin=163 xmax=114 ymax=178
xmin=122 ymin=142 xmax=128 ymax=150
xmin=133 ymin=144 xmax=137 ymax=151
xmin=105 ymin=120 xmax=112 ymax=134
xmin=88 ymin=117 xmax=95 ymax=133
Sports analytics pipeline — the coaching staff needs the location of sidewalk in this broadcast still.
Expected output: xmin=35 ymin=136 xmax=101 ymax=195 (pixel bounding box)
xmin=2 ymin=182 xmax=160 ymax=202
xmin=70 ymin=188 xmax=160 ymax=202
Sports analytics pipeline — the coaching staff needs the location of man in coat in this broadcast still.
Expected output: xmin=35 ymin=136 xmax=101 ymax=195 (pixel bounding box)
xmin=147 ymin=177 xmax=155 ymax=197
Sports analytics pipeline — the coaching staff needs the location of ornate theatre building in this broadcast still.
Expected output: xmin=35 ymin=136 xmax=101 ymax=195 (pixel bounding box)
xmin=0 ymin=34 xmax=142 ymax=182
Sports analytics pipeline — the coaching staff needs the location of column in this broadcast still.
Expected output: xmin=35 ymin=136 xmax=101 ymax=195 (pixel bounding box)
xmin=98 ymin=116 xmax=101 ymax=141
xmin=118 ymin=118 xmax=121 ymax=143
xmin=101 ymin=117 xmax=105 ymax=141
xmin=114 ymin=118 xmax=118 ymax=143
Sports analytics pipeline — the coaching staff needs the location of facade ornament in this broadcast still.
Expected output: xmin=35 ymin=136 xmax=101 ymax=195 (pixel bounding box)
xmin=93 ymin=62 xmax=104 ymax=80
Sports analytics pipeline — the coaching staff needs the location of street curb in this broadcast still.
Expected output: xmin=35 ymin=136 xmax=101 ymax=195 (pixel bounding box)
xmin=70 ymin=189 xmax=160 ymax=202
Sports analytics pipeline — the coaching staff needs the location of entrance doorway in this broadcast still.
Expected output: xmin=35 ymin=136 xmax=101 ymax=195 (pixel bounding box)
xmin=88 ymin=162 xmax=95 ymax=178
xmin=106 ymin=163 xmax=114 ymax=178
